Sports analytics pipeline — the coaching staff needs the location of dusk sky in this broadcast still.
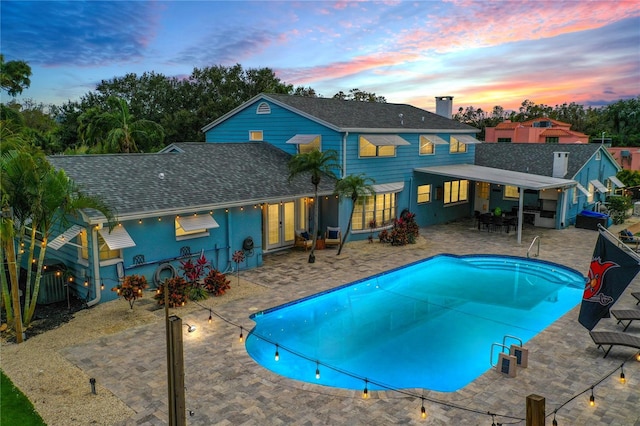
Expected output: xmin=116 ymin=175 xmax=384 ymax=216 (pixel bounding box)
xmin=1 ymin=0 xmax=639 ymax=113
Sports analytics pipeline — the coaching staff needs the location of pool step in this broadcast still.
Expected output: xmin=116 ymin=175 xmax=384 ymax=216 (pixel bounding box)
xmin=491 ymin=335 xmax=529 ymax=378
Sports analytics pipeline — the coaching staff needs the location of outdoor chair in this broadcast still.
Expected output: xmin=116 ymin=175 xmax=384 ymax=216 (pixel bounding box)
xmin=589 ymin=330 xmax=640 ymax=358
xmin=325 ymin=226 xmax=341 ymax=247
xmin=618 ymin=229 xmax=640 ymax=251
xmin=294 ymin=229 xmax=313 ymax=251
xmin=610 ymin=309 xmax=640 ymax=332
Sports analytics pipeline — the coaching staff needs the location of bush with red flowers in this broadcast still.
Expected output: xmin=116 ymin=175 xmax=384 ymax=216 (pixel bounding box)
xmin=112 ymin=274 xmax=148 ymax=309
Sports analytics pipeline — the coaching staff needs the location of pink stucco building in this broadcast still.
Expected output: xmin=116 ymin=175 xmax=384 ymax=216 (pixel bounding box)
xmin=606 ymin=147 xmax=640 ymax=171
xmin=485 ymin=118 xmax=589 ymax=144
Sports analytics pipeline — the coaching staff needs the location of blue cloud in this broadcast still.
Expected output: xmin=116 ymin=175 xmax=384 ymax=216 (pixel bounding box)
xmin=1 ymin=0 xmax=161 ymax=67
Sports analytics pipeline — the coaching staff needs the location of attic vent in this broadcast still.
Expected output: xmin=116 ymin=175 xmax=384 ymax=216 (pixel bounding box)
xmin=256 ymin=102 xmax=271 ymax=115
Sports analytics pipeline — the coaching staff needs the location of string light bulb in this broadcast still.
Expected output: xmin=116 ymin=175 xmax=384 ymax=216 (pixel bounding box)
xmin=239 ymin=327 xmax=244 ymax=342
xmin=420 ymin=397 xmax=427 ymax=419
xmin=636 ymin=352 xmax=640 ymax=362
xmin=619 ymin=365 xmax=625 ymax=384
xmin=100 ymin=279 xmax=105 ymax=291
xmin=315 ymin=361 xmax=320 ymax=380
xmin=274 ymin=344 xmax=279 ymax=361
xmin=208 ymin=310 xmax=212 ymax=324
xmin=589 ymin=388 xmax=595 ymax=407
xmin=362 ymin=379 xmax=369 ymax=399
xmin=552 ymin=410 xmax=558 ymax=426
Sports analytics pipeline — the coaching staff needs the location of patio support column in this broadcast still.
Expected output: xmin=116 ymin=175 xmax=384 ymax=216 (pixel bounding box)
xmin=517 ymin=190 xmax=524 ymax=244
xmin=525 ymin=394 xmax=545 ymax=426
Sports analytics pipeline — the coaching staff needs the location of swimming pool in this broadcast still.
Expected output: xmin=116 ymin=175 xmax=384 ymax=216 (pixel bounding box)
xmin=246 ymin=254 xmax=585 ymax=392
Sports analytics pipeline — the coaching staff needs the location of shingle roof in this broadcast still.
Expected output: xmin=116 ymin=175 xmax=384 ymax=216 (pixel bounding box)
xmin=475 ymin=143 xmax=605 ymax=178
xmin=47 ymin=142 xmax=336 ymax=221
xmin=203 ymin=93 xmax=478 ymax=133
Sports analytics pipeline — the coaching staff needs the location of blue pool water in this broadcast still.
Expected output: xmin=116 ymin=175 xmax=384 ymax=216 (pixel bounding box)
xmin=246 ymin=254 xmax=585 ymax=392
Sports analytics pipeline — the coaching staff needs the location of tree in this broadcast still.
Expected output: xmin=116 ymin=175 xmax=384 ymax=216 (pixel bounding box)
xmin=333 ymin=88 xmax=386 ymax=102
xmin=288 ymin=150 xmax=340 ymax=263
xmin=0 ymin=54 xmax=31 ymax=96
xmin=1 ymin=142 xmax=115 ymax=331
xmin=333 ymin=174 xmax=375 ymax=255
xmin=78 ymin=96 xmax=165 ymax=153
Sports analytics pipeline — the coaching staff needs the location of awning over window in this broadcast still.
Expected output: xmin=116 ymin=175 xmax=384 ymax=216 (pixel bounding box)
xmin=609 ymin=176 xmax=625 ymax=188
xmin=176 ymin=214 xmax=220 ymax=232
xmin=422 ymin=134 xmax=448 ymax=145
xmin=372 ymin=181 xmax=405 ymax=194
xmin=286 ymin=134 xmax=320 ymax=145
xmin=590 ymin=179 xmax=609 ymax=193
xmin=98 ymin=226 xmax=136 ymax=250
xmin=48 ymin=224 xmax=83 ymax=250
xmin=363 ymin=135 xmax=410 ymax=146
xmin=455 ymin=135 xmax=481 ymax=145
xmin=575 ymin=183 xmax=590 ymax=197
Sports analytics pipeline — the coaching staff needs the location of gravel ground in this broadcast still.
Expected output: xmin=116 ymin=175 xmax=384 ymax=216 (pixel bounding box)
xmin=0 ymin=279 xmax=266 ymax=426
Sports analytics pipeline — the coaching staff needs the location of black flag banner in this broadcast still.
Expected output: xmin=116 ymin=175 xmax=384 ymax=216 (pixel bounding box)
xmin=578 ymin=231 xmax=640 ymax=330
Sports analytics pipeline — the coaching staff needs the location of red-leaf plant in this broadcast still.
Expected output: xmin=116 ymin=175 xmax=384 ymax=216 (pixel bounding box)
xmin=112 ymin=274 xmax=149 ymax=309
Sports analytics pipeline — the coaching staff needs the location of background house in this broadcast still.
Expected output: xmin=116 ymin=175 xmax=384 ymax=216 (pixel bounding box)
xmin=484 ymin=118 xmax=590 ymax=144
xmin=606 ymin=147 xmax=640 ymax=171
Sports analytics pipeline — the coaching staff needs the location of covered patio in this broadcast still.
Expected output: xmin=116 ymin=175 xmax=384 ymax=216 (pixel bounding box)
xmin=415 ymin=164 xmax=577 ymax=243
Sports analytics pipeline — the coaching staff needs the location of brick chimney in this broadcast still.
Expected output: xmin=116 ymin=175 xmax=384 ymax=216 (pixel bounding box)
xmin=435 ymin=96 xmax=454 ymax=119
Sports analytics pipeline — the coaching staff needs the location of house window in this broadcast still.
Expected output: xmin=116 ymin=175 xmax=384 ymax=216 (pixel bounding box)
xmin=545 ymin=137 xmax=559 ymax=144
xmin=443 ymin=180 xmax=468 ymax=204
xmin=504 ymin=185 xmax=519 ymax=199
xmin=419 ymin=136 xmax=434 ymax=155
xmin=449 ymin=137 xmax=467 ymax=153
xmin=79 ymin=231 xmax=120 ymax=261
xmin=256 ymin=102 xmax=271 ymax=114
xmin=249 ymin=130 xmax=263 ymax=141
xmin=573 ymin=187 xmax=578 ymax=204
xmin=175 ymin=219 xmax=208 ymax=240
xmin=352 ymin=192 xmax=397 ymax=230
xmin=298 ymin=136 xmax=321 ymax=154
xmin=359 ymin=136 xmax=396 ymax=157
xmin=595 ymin=151 xmax=601 ymax=161
xmin=587 ymin=182 xmax=594 ymax=203
xmin=497 ymin=138 xmax=512 ymax=143
xmin=417 ymin=184 xmax=432 ymax=203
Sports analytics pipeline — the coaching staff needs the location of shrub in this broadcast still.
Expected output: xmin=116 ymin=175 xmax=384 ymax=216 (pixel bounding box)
xmin=385 ymin=211 xmax=419 ymax=246
xmin=112 ymin=274 xmax=148 ymax=309
xmin=154 ymin=276 xmax=190 ymax=307
xmin=203 ymin=269 xmax=231 ymax=296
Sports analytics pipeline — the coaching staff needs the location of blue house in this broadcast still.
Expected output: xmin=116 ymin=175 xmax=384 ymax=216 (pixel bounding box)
xmin=202 ymin=94 xmax=485 ymax=237
xmin=43 ymin=94 xmax=621 ymax=305
xmin=45 ymin=142 xmax=335 ymax=305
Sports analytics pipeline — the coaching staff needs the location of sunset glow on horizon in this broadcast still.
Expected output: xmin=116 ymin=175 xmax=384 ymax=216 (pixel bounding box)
xmin=1 ymin=1 xmax=638 ymax=113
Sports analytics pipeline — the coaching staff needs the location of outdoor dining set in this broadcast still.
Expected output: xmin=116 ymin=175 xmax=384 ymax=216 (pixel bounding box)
xmin=476 ymin=212 xmax=518 ymax=233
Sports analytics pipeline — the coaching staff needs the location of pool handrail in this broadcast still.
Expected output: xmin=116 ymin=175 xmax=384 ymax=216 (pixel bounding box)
xmin=490 ymin=343 xmax=511 ymax=367
xmin=527 ymin=235 xmax=540 ymax=258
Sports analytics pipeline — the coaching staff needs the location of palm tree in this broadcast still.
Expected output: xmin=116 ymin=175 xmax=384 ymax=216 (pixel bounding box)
xmin=1 ymin=143 xmax=114 ymax=331
xmin=288 ymin=149 xmax=340 ymax=263
xmin=78 ymin=96 xmax=165 ymax=153
xmin=334 ymin=174 xmax=375 ymax=255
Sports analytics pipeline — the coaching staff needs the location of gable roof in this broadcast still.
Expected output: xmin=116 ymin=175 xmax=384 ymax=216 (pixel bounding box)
xmin=202 ymin=93 xmax=478 ymax=134
xmin=474 ymin=143 xmax=618 ymax=178
xmin=47 ymin=142 xmax=336 ymax=222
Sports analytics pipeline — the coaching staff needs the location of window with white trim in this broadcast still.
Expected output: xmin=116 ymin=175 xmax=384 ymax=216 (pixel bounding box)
xmin=79 ymin=231 xmax=120 ymax=261
xmin=449 ymin=137 xmax=467 ymax=153
xmin=359 ymin=136 xmax=395 ymax=157
xmin=417 ymin=184 xmax=432 ymax=203
xmin=298 ymin=136 xmax=321 ymax=154
xmin=443 ymin=180 xmax=469 ymax=204
xmin=352 ymin=192 xmax=397 ymax=230
xmin=419 ymin=136 xmax=435 ymax=155
xmin=175 ymin=219 xmax=208 ymax=240
xmin=504 ymin=185 xmax=519 ymax=199
xmin=587 ymin=182 xmax=594 ymax=203
xmin=249 ymin=130 xmax=263 ymax=141
xmin=573 ymin=187 xmax=578 ymax=204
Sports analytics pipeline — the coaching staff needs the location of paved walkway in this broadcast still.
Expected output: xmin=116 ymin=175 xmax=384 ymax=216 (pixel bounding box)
xmin=61 ymin=219 xmax=640 ymax=425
